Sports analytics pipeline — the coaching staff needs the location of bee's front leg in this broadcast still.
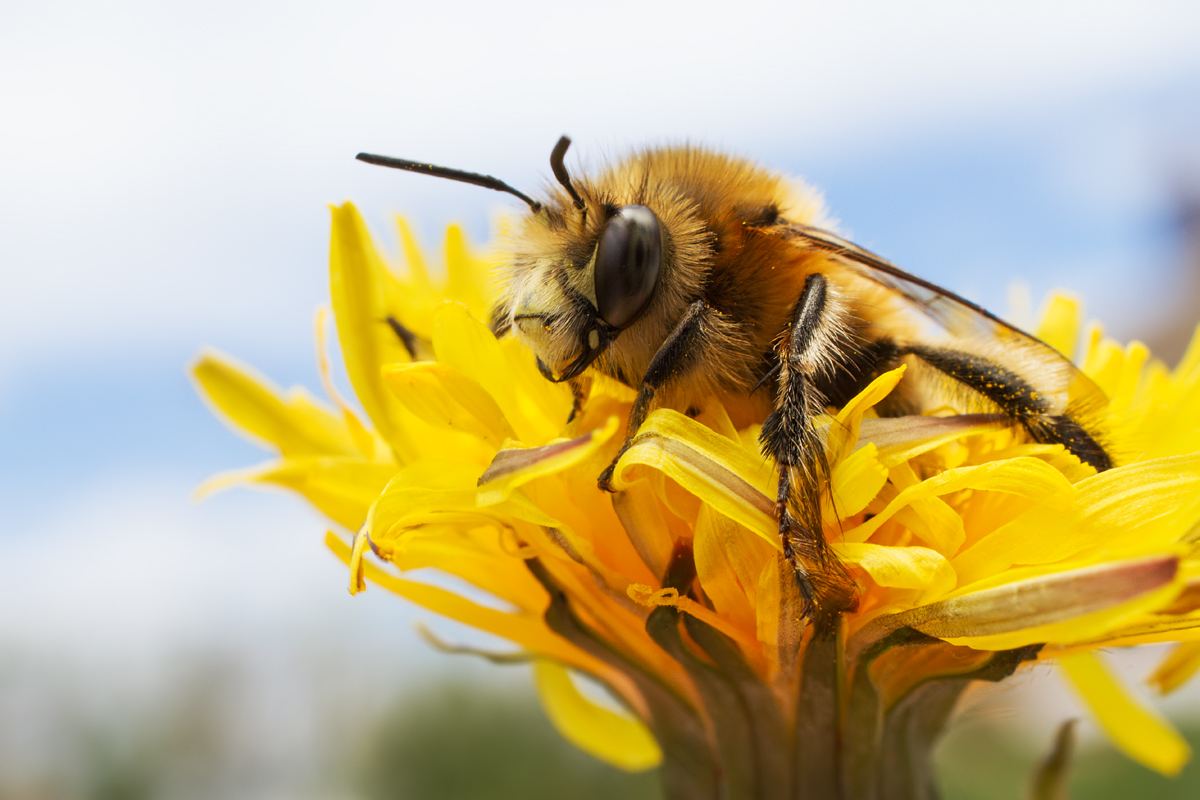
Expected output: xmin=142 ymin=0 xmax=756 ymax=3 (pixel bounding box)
xmin=597 ymin=300 xmax=715 ymax=493
xmin=759 ymin=273 xmax=856 ymax=620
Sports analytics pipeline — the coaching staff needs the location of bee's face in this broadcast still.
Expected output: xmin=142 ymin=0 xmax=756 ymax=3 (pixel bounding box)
xmin=505 ymin=204 xmax=665 ymax=382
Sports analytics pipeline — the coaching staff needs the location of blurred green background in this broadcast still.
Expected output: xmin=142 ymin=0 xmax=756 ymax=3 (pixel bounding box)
xmin=10 ymin=668 xmax=1200 ymax=800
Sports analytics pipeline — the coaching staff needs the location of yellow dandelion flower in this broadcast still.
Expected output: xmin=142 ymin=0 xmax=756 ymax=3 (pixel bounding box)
xmin=193 ymin=203 xmax=1200 ymax=798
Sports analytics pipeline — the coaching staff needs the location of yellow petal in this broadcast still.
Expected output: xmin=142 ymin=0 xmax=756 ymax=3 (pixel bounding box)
xmin=442 ymin=224 xmax=491 ymax=321
xmin=367 ymin=460 xmax=489 ymax=539
xmin=954 ymin=453 xmax=1200 ymax=585
xmin=389 ymin=527 xmax=549 ymax=614
xmin=1148 ymin=641 xmax=1200 ymax=695
xmin=383 ymin=361 xmax=515 ymax=445
xmin=199 ymin=457 xmax=396 ymax=531
xmin=498 ymin=335 xmax=575 ymax=427
xmin=1059 ymin=651 xmax=1190 ymax=776
xmin=845 ymin=458 xmax=1074 ymax=555
xmin=315 ymin=305 xmax=380 ymax=459
xmin=826 ymin=366 xmax=907 ymax=463
xmin=834 ymin=543 xmax=956 ymax=603
xmin=348 ymin=527 xmax=370 ymax=595
xmin=876 ymin=553 xmax=1180 ymax=651
xmin=1036 ymin=293 xmax=1082 ymax=360
xmin=329 ymin=203 xmax=416 ymax=458
xmin=1110 ymin=341 xmax=1150 ymax=413
xmin=532 ymin=661 xmax=661 ymax=772
xmin=191 ymin=350 xmax=353 ymax=457
xmin=327 ymin=533 xmax=609 ymax=675
xmin=826 ymin=443 xmax=888 ymax=519
xmin=394 ymin=216 xmax=432 ymax=286
xmin=384 ymin=217 xmax=439 ymax=337
xmin=1083 ymin=336 xmax=1127 ymax=397
xmin=431 ymin=301 xmax=561 ymax=443
xmin=476 ymin=417 xmax=619 ymax=506
xmin=694 ymin=505 xmax=774 ymax=634
xmin=611 ymin=480 xmax=686 ymax=582
xmin=858 ymin=413 xmax=1004 ymax=468
xmin=885 ymin=462 xmax=965 ymax=557
xmin=612 ymin=409 xmax=778 ymax=548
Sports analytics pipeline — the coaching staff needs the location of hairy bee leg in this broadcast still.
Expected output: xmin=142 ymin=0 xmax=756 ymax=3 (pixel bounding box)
xmin=597 ymin=300 xmax=714 ymax=492
xmin=902 ymin=344 xmax=1113 ymax=471
xmin=759 ymin=273 xmax=855 ymax=618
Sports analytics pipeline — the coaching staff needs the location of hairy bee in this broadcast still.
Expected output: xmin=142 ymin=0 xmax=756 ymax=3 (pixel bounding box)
xmin=357 ymin=137 xmax=1113 ymax=618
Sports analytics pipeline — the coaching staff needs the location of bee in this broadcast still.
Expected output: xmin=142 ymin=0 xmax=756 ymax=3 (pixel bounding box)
xmin=357 ymin=137 xmax=1113 ymax=619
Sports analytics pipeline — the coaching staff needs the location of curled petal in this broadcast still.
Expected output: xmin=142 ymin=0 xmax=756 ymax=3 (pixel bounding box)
xmin=861 ymin=554 xmax=1180 ymax=652
xmin=348 ymin=527 xmax=370 ymax=595
xmin=476 ymin=417 xmax=620 ymax=506
xmin=613 ymin=410 xmax=778 ymax=548
xmin=627 ymin=583 xmax=761 ymax=654
xmin=826 ymin=366 xmax=906 ymax=463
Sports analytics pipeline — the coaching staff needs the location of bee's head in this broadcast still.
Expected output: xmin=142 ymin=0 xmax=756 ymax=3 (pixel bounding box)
xmin=502 ymin=138 xmax=721 ymax=385
xmin=356 ymin=137 xmax=703 ymax=384
xmin=506 ymin=198 xmax=666 ymax=382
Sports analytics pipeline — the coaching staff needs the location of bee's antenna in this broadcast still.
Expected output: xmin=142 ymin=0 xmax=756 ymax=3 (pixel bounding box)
xmin=356 ymin=153 xmax=542 ymax=213
xmin=550 ymin=136 xmax=586 ymax=211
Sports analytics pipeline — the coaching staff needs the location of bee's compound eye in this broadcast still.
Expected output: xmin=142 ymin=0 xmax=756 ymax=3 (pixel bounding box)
xmin=594 ymin=204 xmax=662 ymax=329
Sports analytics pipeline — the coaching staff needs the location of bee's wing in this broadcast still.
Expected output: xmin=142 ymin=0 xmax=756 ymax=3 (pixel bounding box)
xmin=782 ymin=223 xmax=1109 ymax=414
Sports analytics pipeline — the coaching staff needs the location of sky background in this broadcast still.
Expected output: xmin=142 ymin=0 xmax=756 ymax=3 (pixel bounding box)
xmin=3 ymin=0 xmax=1200 ymax=793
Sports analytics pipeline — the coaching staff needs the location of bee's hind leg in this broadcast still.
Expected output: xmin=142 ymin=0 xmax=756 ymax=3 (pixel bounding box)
xmin=901 ymin=345 xmax=1113 ymax=472
xmin=597 ymin=300 xmax=716 ymax=492
xmin=760 ymin=273 xmax=857 ymax=620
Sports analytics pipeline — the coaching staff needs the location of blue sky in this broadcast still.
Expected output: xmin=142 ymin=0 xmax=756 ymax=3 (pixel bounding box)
xmin=2 ymin=1 xmax=1200 ymax=778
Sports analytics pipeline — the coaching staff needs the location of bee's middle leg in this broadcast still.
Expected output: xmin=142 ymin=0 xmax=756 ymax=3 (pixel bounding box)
xmin=760 ymin=273 xmax=856 ymax=618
